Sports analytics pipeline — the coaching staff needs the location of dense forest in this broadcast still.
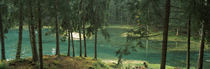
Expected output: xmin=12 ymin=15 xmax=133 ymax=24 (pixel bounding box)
xmin=0 ymin=0 xmax=209 ymax=69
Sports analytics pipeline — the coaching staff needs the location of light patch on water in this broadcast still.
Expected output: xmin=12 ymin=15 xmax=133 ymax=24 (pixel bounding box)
xmin=63 ymin=32 xmax=84 ymax=40
xmin=206 ymin=60 xmax=210 ymax=62
xmin=52 ymin=48 xmax=56 ymax=55
xmin=71 ymin=32 xmax=83 ymax=40
xmin=35 ymin=30 xmax=38 ymax=34
xmin=121 ymin=33 xmax=128 ymax=37
xmin=22 ymin=47 xmax=26 ymax=56
xmin=121 ymin=32 xmax=140 ymax=37
xmin=6 ymin=58 xmax=13 ymax=61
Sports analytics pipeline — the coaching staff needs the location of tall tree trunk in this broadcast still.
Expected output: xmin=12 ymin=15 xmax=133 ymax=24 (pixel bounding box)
xmin=197 ymin=1 xmax=208 ymax=68
xmin=31 ymin=25 xmax=38 ymax=61
xmin=79 ymin=28 xmax=82 ymax=57
xmin=94 ymin=30 xmax=97 ymax=59
xmin=197 ymin=22 xmax=205 ymax=69
xmin=29 ymin=0 xmax=38 ymax=62
xmin=67 ymin=30 xmax=71 ymax=56
xmin=29 ymin=24 xmax=38 ymax=62
xmin=70 ymin=31 xmax=75 ymax=57
xmin=160 ymin=0 xmax=170 ymax=69
xmin=79 ymin=0 xmax=83 ymax=58
xmin=0 ymin=13 xmax=6 ymax=60
xmin=37 ymin=0 xmax=43 ymax=69
xmin=186 ymin=15 xmax=191 ymax=69
xmin=176 ymin=28 xmax=179 ymax=36
xmin=146 ymin=25 xmax=149 ymax=61
xmin=117 ymin=54 xmax=122 ymax=65
xmin=55 ymin=0 xmax=60 ymax=56
xmin=55 ymin=16 xmax=59 ymax=55
xmin=83 ymin=23 xmax=87 ymax=57
xmin=16 ymin=2 xmax=23 ymax=59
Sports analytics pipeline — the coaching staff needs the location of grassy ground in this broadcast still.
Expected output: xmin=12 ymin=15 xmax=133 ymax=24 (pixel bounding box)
xmin=149 ymin=31 xmax=209 ymax=51
xmin=0 ymin=55 xmax=177 ymax=69
xmin=3 ymin=55 xmax=110 ymax=69
xmin=103 ymin=60 xmax=176 ymax=69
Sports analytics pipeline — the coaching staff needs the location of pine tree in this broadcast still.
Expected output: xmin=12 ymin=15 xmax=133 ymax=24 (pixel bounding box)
xmin=55 ymin=0 xmax=60 ymax=56
xmin=28 ymin=0 xmax=38 ymax=62
xmin=16 ymin=0 xmax=24 ymax=59
xmin=160 ymin=0 xmax=170 ymax=69
xmin=0 ymin=12 xmax=6 ymax=60
xmin=37 ymin=0 xmax=43 ymax=68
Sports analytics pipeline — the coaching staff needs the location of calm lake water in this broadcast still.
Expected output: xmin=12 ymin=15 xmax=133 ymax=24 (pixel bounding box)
xmin=1 ymin=27 xmax=210 ymax=69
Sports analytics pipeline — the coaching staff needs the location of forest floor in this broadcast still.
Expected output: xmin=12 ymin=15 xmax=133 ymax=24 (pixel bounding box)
xmin=0 ymin=55 xmax=177 ymax=69
xmin=7 ymin=55 xmax=109 ymax=69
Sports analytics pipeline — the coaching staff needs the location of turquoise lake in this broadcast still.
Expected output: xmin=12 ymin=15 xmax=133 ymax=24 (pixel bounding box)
xmin=1 ymin=27 xmax=210 ymax=69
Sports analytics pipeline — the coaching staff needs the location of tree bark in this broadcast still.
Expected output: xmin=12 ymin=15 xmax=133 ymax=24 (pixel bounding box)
xmin=0 ymin=13 xmax=6 ymax=60
xmin=146 ymin=25 xmax=149 ymax=61
xmin=160 ymin=0 xmax=170 ymax=69
xmin=79 ymin=0 xmax=83 ymax=58
xmin=55 ymin=16 xmax=59 ymax=55
xmin=55 ymin=0 xmax=60 ymax=56
xmin=29 ymin=24 xmax=38 ymax=62
xmin=67 ymin=30 xmax=71 ymax=56
xmin=16 ymin=1 xmax=23 ymax=59
xmin=197 ymin=1 xmax=208 ymax=68
xmin=83 ymin=22 xmax=87 ymax=57
xmin=176 ymin=28 xmax=179 ymax=36
xmin=197 ymin=23 xmax=205 ymax=69
xmin=70 ymin=31 xmax=75 ymax=57
xmin=79 ymin=28 xmax=82 ymax=57
xmin=94 ymin=30 xmax=97 ymax=59
xmin=186 ymin=15 xmax=191 ymax=69
xmin=28 ymin=25 xmax=39 ymax=62
xmin=37 ymin=0 xmax=43 ymax=69
xmin=29 ymin=0 xmax=38 ymax=62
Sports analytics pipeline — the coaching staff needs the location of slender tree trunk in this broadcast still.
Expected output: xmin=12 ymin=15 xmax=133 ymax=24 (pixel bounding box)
xmin=37 ymin=0 xmax=43 ymax=69
xmin=176 ymin=28 xmax=179 ymax=36
xmin=0 ymin=13 xmax=6 ymax=60
xmin=160 ymin=0 xmax=170 ymax=69
xmin=67 ymin=30 xmax=71 ymax=56
xmin=29 ymin=0 xmax=38 ymax=62
xmin=117 ymin=54 xmax=122 ymax=65
xmin=55 ymin=16 xmax=59 ymax=55
xmin=83 ymin=23 xmax=87 ymax=57
xmin=197 ymin=23 xmax=205 ymax=69
xmin=146 ymin=25 xmax=149 ymax=61
xmin=28 ymin=24 xmax=38 ymax=62
xmin=186 ymin=15 xmax=191 ymax=69
xmin=32 ymin=26 xmax=38 ymax=61
xmin=79 ymin=0 xmax=83 ymax=58
xmin=79 ymin=28 xmax=82 ymax=57
xmin=94 ymin=30 xmax=97 ymax=59
xmin=70 ymin=31 xmax=75 ymax=57
xmin=55 ymin=0 xmax=60 ymax=56
xmin=175 ymin=41 xmax=178 ymax=48
xmin=197 ymin=1 xmax=208 ymax=68
xmin=16 ymin=2 xmax=23 ymax=59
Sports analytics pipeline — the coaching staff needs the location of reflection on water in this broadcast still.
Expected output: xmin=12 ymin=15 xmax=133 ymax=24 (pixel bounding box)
xmin=206 ymin=60 xmax=210 ymax=62
xmin=1 ymin=28 xmax=210 ymax=69
xmin=63 ymin=32 xmax=84 ymax=40
xmin=52 ymin=48 xmax=56 ymax=55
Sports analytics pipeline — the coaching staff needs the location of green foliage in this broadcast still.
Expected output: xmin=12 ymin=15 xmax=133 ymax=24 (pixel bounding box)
xmin=0 ymin=62 xmax=8 ymax=69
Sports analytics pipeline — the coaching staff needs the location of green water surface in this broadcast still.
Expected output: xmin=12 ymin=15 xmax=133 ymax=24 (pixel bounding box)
xmin=1 ymin=27 xmax=210 ymax=69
